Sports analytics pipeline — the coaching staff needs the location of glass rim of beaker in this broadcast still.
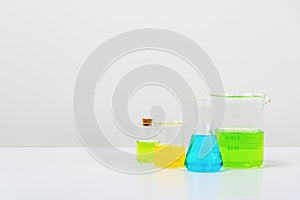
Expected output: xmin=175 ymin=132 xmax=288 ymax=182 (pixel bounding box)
xmin=210 ymin=93 xmax=267 ymax=99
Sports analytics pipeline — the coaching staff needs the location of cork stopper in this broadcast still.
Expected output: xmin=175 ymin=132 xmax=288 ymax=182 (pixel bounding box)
xmin=142 ymin=118 xmax=153 ymax=126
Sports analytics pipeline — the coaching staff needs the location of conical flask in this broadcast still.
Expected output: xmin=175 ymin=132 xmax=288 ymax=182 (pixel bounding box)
xmin=185 ymin=99 xmax=223 ymax=172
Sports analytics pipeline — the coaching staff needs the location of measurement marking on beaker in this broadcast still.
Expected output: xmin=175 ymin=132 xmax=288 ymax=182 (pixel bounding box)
xmin=227 ymin=146 xmax=239 ymax=150
xmin=225 ymin=136 xmax=241 ymax=140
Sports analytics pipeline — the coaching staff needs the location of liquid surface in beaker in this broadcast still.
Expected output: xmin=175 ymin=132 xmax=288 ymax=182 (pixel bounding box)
xmin=185 ymin=134 xmax=222 ymax=172
xmin=136 ymin=140 xmax=160 ymax=163
xmin=216 ymin=128 xmax=264 ymax=168
xmin=154 ymin=145 xmax=185 ymax=168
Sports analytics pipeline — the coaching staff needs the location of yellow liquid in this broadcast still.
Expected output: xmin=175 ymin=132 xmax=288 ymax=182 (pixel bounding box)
xmin=154 ymin=145 xmax=185 ymax=168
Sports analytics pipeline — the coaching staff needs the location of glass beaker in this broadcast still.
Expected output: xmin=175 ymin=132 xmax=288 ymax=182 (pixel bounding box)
xmin=153 ymin=122 xmax=188 ymax=168
xmin=185 ymin=99 xmax=223 ymax=172
xmin=211 ymin=93 xmax=271 ymax=169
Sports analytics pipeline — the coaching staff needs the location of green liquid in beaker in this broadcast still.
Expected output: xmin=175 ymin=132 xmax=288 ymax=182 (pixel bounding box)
xmin=216 ymin=128 xmax=264 ymax=168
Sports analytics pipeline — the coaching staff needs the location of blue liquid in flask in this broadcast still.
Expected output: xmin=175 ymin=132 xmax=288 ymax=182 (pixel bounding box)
xmin=185 ymin=134 xmax=223 ymax=172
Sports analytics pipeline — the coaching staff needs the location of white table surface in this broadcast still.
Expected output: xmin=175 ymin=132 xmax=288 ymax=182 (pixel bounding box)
xmin=0 ymin=147 xmax=299 ymax=200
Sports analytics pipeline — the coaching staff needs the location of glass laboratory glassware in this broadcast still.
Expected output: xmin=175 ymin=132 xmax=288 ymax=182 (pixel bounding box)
xmin=153 ymin=122 xmax=188 ymax=168
xmin=136 ymin=118 xmax=160 ymax=163
xmin=185 ymin=99 xmax=223 ymax=172
xmin=212 ymin=93 xmax=271 ymax=169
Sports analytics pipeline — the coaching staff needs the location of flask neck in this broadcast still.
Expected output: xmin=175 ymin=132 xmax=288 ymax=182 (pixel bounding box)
xmin=195 ymin=123 xmax=212 ymax=135
xmin=195 ymin=99 xmax=213 ymax=135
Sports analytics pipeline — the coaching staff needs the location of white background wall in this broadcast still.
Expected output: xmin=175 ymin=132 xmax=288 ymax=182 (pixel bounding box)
xmin=1 ymin=0 xmax=300 ymax=146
